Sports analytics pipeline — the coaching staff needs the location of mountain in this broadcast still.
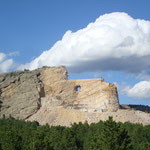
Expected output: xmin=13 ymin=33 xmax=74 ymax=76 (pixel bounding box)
xmin=0 ymin=66 xmax=150 ymax=126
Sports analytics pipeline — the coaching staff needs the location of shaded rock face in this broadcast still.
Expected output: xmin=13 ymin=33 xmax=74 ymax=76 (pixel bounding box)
xmin=0 ymin=70 xmax=43 ymax=119
xmin=0 ymin=66 xmax=119 ymax=123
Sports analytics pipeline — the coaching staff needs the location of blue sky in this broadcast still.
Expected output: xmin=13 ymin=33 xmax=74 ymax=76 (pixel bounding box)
xmin=0 ymin=0 xmax=150 ymax=105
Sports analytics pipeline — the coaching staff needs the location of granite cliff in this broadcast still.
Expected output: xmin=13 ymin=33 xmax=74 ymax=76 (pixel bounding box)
xmin=0 ymin=66 xmax=150 ymax=126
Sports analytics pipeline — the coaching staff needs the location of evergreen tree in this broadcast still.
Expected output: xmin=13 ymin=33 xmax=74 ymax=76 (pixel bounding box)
xmin=99 ymin=117 xmax=132 ymax=150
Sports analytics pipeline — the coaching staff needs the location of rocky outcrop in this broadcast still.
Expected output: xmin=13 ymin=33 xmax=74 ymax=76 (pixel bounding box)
xmin=0 ymin=66 xmax=149 ymax=126
xmin=70 ymin=79 xmax=119 ymax=112
xmin=0 ymin=66 xmax=119 ymax=119
xmin=38 ymin=67 xmax=119 ymax=113
xmin=0 ymin=69 xmax=43 ymax=119
xmin=0 ymin=66 xmax=68 ymax=119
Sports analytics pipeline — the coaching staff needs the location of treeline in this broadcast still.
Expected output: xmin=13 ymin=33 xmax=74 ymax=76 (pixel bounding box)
xmin=0 ymin=117 xmax=150 ymax=150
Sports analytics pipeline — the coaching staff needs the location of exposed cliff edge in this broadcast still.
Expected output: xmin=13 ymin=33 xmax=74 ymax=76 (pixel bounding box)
xmin=0 ymin=66 xmax=150 ymax=126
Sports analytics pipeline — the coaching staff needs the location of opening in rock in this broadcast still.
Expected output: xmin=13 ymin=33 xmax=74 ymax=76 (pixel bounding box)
xmin=76 ymin=85 xmax=81 ymax=92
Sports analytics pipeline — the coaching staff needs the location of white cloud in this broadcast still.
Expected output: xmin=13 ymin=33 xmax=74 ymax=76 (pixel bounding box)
xmin=121 ymin=81 xmax=150 ymax=100
xmin=0 ymin=53 xmax=6 ymax=63
xmin=19 ymin=12 xmax=150 ymax=75
xmin=0 ymin=52 xmax=14 ymax=72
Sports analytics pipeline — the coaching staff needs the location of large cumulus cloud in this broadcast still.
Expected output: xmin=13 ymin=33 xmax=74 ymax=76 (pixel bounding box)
xmin=19 ymin=12 xmax=150 ymax=75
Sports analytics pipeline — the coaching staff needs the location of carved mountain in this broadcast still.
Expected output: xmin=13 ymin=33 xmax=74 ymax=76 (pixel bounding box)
xmin=0 ymin=66 xmax=150 ymax=126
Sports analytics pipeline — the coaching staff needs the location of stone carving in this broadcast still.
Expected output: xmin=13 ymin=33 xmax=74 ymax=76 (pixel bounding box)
xmin=0 ymin=66 xmax=150 ymax=126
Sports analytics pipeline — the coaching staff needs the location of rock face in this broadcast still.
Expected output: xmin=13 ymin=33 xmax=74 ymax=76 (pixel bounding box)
xmin=0 ymin=69 xmax=44 ymax=119
xmin=0 ymin=66 xmax=150 ymax=126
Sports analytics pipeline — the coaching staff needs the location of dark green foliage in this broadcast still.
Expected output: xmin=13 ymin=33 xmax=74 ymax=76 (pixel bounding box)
xmin=98 ymin=117 xmax=132 ymax=150
xmin=0 ymin=117 xmax=150 ymax=150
